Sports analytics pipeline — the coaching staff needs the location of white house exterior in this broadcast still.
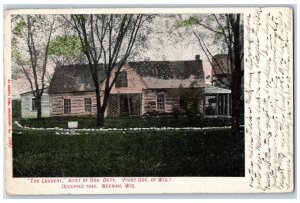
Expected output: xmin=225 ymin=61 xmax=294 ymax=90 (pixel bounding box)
xmin=20 ymin=88 xmax=50 ymax=118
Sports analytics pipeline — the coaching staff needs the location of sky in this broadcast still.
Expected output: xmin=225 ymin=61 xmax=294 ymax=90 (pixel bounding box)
xmin=12 ymin=14 xmax=216 ymax=98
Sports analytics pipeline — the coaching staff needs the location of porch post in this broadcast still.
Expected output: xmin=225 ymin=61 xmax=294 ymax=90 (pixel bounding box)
xmin=223 ymin=94 xmax=226 ymax=115
xmin=203 ymin=95 xmax=206 ymax=117
xmin=216 ymin=93 xmax=219 ymax=116
xmin=227 ymin=94 xmax=230 ymax=116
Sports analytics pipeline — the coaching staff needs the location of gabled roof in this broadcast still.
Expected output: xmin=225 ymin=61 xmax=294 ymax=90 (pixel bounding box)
xmin=20 ymin=87 xmax=49 ymax=96
xmin=48 ymin=64 xmax=106 ymax=94
xmin=130 ymin=60 xmax=204 ymax=89
xmin=211 ymin=54 xmax=231 ymax=75
xmin=49 ymin=60 xmax=204 ymax=94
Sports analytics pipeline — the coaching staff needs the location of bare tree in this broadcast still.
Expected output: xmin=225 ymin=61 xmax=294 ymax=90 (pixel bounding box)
xmin=12 ymin=14 xmax=56 ymax=119
xmin=179 ymin=14 xmax=244 ymax=137
xmin=64 ymin=14 xmax=151 ymax=127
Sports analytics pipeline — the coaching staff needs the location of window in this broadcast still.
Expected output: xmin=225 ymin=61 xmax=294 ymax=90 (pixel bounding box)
xmin=64 ymin=99 xmax=71 ymax=114
xmin=32 ymin=98 xmax=37 ymax=111
xmin=84 ymin=98 xmax=92 ymax=112
xmin=204 ymin=95 xmax=217 ymax=115
xmin=115 ymin=71 xmax=128 ymax=87
xmin=157 ymin=94 xmax=165 ymax=111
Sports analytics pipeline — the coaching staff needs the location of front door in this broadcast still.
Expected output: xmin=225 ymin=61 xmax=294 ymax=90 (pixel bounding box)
xmin=119 ymin=95 xmax=130 ymax=116
xmin=108 ymin=94 xmax=141 ymax=117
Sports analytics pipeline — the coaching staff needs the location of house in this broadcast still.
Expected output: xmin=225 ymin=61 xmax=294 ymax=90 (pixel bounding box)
xmin=211 ymin=54 xmax=232 ymax=89
xmin=20 ymin=88 xmax=50 ymax=118
xmin=48 ymin=56 xmax=232 ymax=118
xmin=211 ymin=54 xmax=244 ymax=89
xmin=211 ymin=54 xmax=244 ymax=113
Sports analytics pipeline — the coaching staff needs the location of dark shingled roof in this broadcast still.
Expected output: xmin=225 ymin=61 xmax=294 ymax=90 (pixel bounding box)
xmin=49 ymin=60 xmax=204 ymax=94
xmin=211 ymin=54 xmax=231 ymax=75
xmin=48 ymin=64 xmax=106 ymax=94
xmin=129 ymin=60 xmax=203 ymax=80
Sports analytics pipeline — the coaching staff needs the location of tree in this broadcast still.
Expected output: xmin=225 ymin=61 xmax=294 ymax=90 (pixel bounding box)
xmin=12 ymin=14 xmax=56 ymax=119
xmin=64 ymin=14 xmax=152 ymax=127
xmin=48 ymin=35 xmax=86 ymax=66
xmin=179 ymin=14 xmax=244 ymax=137
xmin=181 ymin=89 xmax=204 ymax=118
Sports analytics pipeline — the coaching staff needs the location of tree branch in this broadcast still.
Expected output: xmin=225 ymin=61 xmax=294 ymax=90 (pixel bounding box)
xmin=193 ymin=31 xmax=231 ymax=88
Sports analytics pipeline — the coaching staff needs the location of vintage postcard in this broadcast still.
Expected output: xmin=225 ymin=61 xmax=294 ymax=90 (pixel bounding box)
xmin=4 ymin=7 xmax=293 ymax=195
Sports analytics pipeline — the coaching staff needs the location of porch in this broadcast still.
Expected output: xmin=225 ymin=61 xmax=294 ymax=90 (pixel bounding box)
xmin=204 ymin=86 xmax=231 ymax=118
xmin=107 ymin=93 xmax=142 ymax=117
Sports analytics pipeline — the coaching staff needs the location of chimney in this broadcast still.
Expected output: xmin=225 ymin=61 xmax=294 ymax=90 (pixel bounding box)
xmin=195 ymin=55 xmax=200 ymax=61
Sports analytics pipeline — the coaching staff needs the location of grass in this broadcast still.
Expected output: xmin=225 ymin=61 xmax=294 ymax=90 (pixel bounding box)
xmin=18 ymin=116 xmax=233 ymax=129
xmin=13 ymin=128 xmax=244 ymax=177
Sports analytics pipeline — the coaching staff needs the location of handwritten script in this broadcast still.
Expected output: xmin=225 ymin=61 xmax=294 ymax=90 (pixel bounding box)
xmin=245 ymin=8 xmax=293 ymax=191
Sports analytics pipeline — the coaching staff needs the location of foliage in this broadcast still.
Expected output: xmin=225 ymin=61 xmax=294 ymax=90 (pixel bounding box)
xmin=20 ymin=116 xmax=97 ymax=129
xmin=178 ymin=16 xmax=198 ymax=27
xmin=12 ymin=20 xmax=27 ymax=36
xmin=11 ymin=20 xmax=28 ymax=66
xmin=13 ymin=128 xmax=244 ymax=177
xmin=18 ymin=116 xmax=234 ymax=129
xmin=64 ymin=14 xmax=153 ymax=127
xmin=177 ymin=14 xmax=244 ymax=137
xmin=48 ymin=35 xmax=84 ymax=63
xmin=178 ymin=87 xmax=204 ymax=118
xmin=11 ymin=14 xmax=57 ymax=119
xmin=12 ymin=99 xmax=21 ymax=119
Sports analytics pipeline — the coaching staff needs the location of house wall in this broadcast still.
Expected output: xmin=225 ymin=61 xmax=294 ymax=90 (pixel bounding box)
xmin=50 ymin=92 xmax=99 ymax=117
xmin=142 ymin=89 xmax=181 ymax=115
xmin=101 ymin=64 xmax=147 ymax=94
xmin=21 ymin=92 xmax=50 ymax=118
xmin=142 ymin=88 xmax=205 ymax=115
xmin=48 ymin=65 xmax=207 ymax=118
xmin=50 ymin=66 xmax=148 ymax=117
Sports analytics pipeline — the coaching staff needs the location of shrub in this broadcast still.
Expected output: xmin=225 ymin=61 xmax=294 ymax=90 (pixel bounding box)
xmin=12 ymin=99 xmax=21 ymax=119
xmin=18 ymin=115 xmax=235 ymax=129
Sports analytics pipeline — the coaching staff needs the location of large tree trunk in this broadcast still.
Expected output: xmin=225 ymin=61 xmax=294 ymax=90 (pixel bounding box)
xmin=230 ymin=14 xmax=243 ymax=137
xmin=231 ymin=71 xmax=242 ymax=137
xmin=98 ymin=111 xmax=105 ymax=127
xmin=36 ymin=94 xmax=42 ymax=119
xmin=98 ymin=89 xmax=111 ymax=127
xmin=94 ymin=81 xmax=103 ymax=127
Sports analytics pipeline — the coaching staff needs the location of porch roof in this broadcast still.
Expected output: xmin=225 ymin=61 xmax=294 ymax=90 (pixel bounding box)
xmin=204 ymin=86 xmax=231 ymax=94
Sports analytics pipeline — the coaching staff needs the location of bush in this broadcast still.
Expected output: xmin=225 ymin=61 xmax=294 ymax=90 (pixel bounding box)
xmin=19 ymin=116 xmax=233 ymax=129
xmin=19 ymin=116 xmax=97 ymax=129
xmin=12 ymin=99 xmax=21 ymax=119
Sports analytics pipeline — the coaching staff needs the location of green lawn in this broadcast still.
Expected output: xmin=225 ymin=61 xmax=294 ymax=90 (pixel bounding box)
xmin=13 ymin=128 xmax=244 ymax=177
